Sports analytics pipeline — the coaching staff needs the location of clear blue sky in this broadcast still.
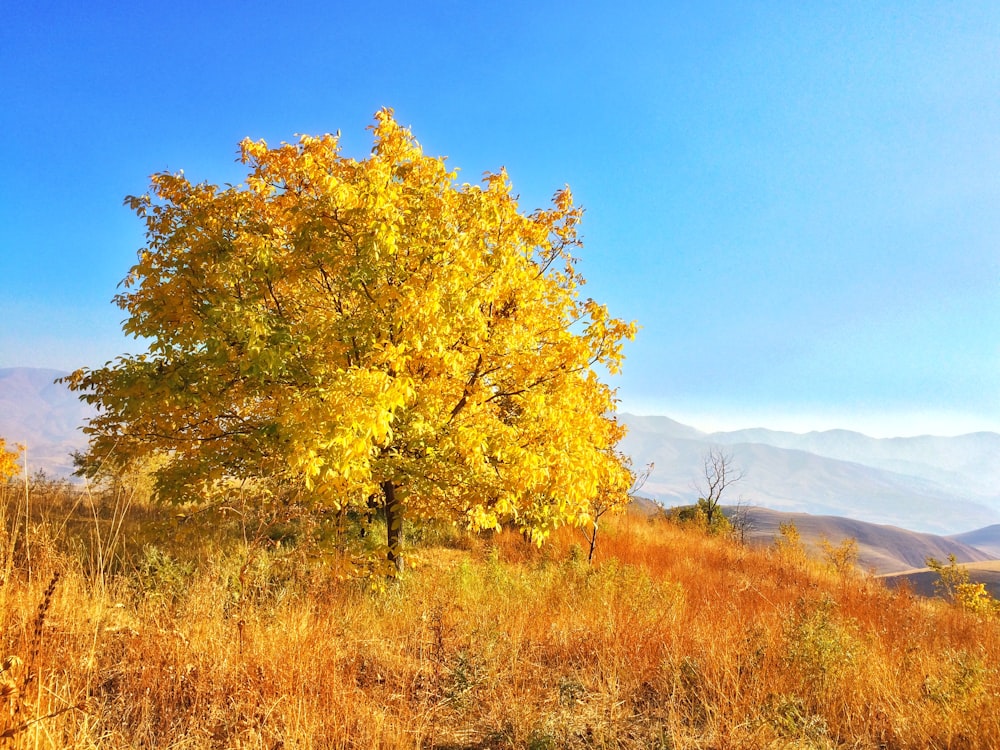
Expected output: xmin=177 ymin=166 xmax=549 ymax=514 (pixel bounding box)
xmin=2 ymin=1 xmax=998 ymax=437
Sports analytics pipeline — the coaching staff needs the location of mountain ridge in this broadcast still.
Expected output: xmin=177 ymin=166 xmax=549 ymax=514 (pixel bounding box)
xmin=619 ymin=412 xmax=1000 ymax=536
xmin=700 ymin=421 xmax=1000 ymax=498
xmin=0 ymin=367 xmax=92 ymax=477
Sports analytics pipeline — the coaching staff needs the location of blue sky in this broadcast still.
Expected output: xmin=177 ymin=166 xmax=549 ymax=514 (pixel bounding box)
xmin=2 ymin=1 xmax=998 ymax=437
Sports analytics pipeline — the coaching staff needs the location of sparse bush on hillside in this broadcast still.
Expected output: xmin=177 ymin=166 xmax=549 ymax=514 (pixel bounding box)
xmin=819 ymin=535 xmax=859 ymax=577
xmin=784 ymin=592 xmax=859 ymax=694
xmin=774 ymin=520 xmax=807 ymax=566
xmin=581 ymin=461 xmax=652 ymax=564
xmin=927 ymin=553 xmax=968 ymax=601
xmin=927 ymin=553 xmax=1000 ymax=616
xmin=667 ymin=451 xmax=750 ymax=540
xmin=727 ymin=499 xmax=755 ymax=544
xmin=694 ymin=448 xmax=742 ymax=530
xmin=668 ymin=502 xmax=733 ymax=535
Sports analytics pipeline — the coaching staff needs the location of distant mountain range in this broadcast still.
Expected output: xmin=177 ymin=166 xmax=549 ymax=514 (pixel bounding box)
xmin=619 ymin=413 xmax=1000 ymax=536
xmin=0 ymin=368 xmax=92 ymax=477
xmin=1 ymin=367 xmax=998 ymax=539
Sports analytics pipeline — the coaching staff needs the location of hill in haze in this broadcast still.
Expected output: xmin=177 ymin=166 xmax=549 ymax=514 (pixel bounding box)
xmin=949 ymin=524 xmax=1000 ymax=558
xmin=709 ymin=425 xmax=1000 ymax=500
xmin=619 ymin=412 xmax=1000 ymax=536
xmin=0 ymin=367 xmax=92 ymax=477
xmin=731 ymin=506 xmax=994 ymax=575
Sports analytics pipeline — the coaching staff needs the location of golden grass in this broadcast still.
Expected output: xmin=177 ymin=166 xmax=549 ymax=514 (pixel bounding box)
xmin=1 ymin=481 xmax=1000 ymax=748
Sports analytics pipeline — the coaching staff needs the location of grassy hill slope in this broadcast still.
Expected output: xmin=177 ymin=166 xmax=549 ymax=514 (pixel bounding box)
xmin=3 ymin=483 xmax=1000 ymax=748
xmin=882 ymin=560 xmax=1000 ymax=599
xmin=950 ymin=524 xmax=1000 ymax=557
xmin=734 ymin=506 xmax=995 ymax=574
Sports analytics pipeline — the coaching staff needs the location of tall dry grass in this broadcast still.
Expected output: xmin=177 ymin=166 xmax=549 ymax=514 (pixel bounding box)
xmin=0 ymin=479 xmax=998 ymax=748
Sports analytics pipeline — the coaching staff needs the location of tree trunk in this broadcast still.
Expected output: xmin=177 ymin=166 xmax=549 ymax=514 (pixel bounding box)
xmin=587 ymin=520 xmax=598 ymax=564
xmin=383 ymin=481 xmax=404 ymax=577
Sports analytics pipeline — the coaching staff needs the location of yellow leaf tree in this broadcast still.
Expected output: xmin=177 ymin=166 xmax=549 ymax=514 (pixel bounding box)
xmin=0 ymin=439 xmax=21 ymax=482
xmin=67 ymin=109 xmax=636 ymax=573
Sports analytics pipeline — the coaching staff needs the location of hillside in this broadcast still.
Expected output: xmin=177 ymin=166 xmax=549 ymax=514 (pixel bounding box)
xmin=881 ymin=561 xmax=1000 ymax=599
xmin=4 ymin=483 xmax=1000 ymax=748
xmin=950 ymin=524 xmax=1000 ymax=557
xmin=0 ymin=367 xmax=91 ymax=477
xmin=619 ymin=412 xmax=1000 ymax=535
xmin=710 ymin=425 xmax=1000 ymax=499
xmin=733 ymin=506 xmax=995 ymax=575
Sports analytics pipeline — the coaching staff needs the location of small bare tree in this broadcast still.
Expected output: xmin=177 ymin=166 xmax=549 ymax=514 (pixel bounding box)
xmin=582 ymin=461 xmax=653 ymax=564
xmin=729 ymin=496 xmax=755 ymax=544
xmin=696 ymin=448 xmax=744 ymax=530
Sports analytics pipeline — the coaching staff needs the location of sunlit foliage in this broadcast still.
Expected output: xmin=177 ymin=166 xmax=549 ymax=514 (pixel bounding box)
xmin=0 ymin=438 xmax=21 ymax=482
xmin=67 ymin=110 xmax=636 ymax=569
xmin=927 ymin=553 xmax=1000 ymax=616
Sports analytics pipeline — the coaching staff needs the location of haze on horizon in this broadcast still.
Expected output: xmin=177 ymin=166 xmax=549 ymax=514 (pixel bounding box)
xmin=2 ymin=2 xmax=998 ymax=440
xmin=618 ymin=405 xmax=1000 ymax=441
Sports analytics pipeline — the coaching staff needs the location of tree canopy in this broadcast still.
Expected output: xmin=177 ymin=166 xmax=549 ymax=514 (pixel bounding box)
xmin=68 ymin=109 xmax=636 ymax=569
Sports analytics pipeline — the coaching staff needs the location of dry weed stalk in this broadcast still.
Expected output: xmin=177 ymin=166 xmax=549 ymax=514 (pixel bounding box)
xmin=25 ymin=572 xmax=59 ymax=687
xmin=0 ymin=571 xmax=85 ymax=746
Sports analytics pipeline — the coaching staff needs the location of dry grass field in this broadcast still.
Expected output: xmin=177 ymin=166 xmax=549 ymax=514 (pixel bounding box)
xmin=2 ymin=477 xmax=1000 ymax=749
